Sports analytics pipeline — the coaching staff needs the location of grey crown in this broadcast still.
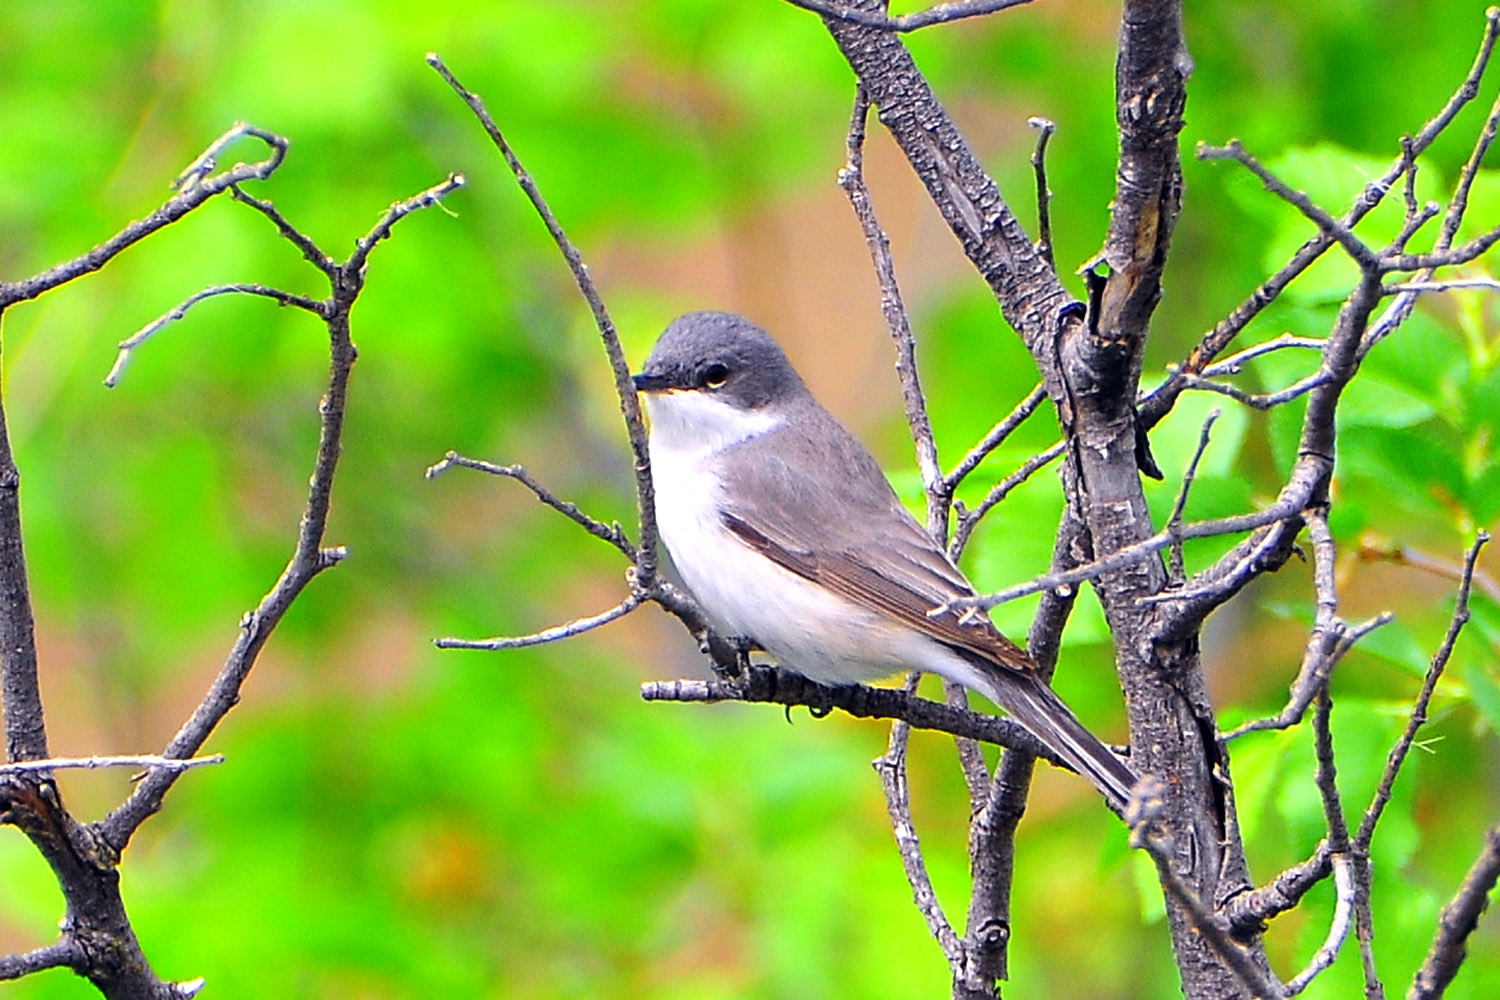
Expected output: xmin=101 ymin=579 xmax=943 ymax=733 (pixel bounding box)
xmin=632 ymin=311 xmax=810 ymax=410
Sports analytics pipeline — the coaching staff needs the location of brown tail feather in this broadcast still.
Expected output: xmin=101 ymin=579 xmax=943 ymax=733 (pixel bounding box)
xmin=969 ymin=661 xmax=1137 ymax=810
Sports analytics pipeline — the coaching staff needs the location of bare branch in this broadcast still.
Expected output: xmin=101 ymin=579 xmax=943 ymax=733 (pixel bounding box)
xmin=1222 ymin=842 xmax=1334 ymax=936
xmin=784 ymin=0 xmax=1036 ymax=32
xmin=1140 ymin=7 xmax=1500 ymax=430
xmin=1284 ymin=856 xmax=1356 ymax=996
xmin=0 ymin=123 xmax=288 ymax=309
xmin=1128 ymin=777 xmax=1286 ymax=1000
xmin=1383 ymin=277 xmax=1500 ymax=296
xmin=99 ymin=171 xmax=463 ymax=852
xmin=838 ymin=85 xmax=943 ymax=539
xmin=1355 ymin=532 xmax=1490 ymax=852
xmin=426 ymin=452 xmax=636 ymax=559
xmin=1176 ymin=369 xmax=1331 ymax=411
xmin=642 ymin=665 xmax=1066 ymax=765
xmin=950 ymin=492 xmax=1315 ymax=614
xmin=427 ymin=53 xmax=661 ymax=589
xmin=349 ymin=172 xmax=467 ymax=273
xmin=1166 ymin=409 xmax=1219 ymax=582
xmin=948 ymin=441 xmax=1064 ymax=562
xmin=1029 ymin=117 xmax=1057 ymax=269
xmin=942 ymin=384 xmax=1047 ymax=494
xmin=435 ymin=593 xmax=643 ymax=650
xmin=0 ymin=941 xmax=80 ymax=981
xmin=1407 ymin=824 xmax=1500 ymax=1000
xmin=1194 ymin=334 xmax=1326 ymax=378
xmin=0 ymin=754 xmax=223 ymax=777
xmin=1197 ymin=141 xmax=1380 ymax=272
xmin=1357 ymin=538 xmax=1500 ymax=605
xmin=874 ymin=674 xmax=964 ymax=965
xmin=1225 ymin=512 xmax=1392 ymax=740
xmin=105 ymin=283 xmax=328 ymax=388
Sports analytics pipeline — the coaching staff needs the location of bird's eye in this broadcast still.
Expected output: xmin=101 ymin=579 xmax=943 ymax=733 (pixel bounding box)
xmin=702 ymin=363 xmax=730 ymax=389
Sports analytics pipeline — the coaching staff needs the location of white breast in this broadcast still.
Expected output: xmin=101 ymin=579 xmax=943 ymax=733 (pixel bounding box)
xmin=643 ymin=391 xmax=989 ymax=690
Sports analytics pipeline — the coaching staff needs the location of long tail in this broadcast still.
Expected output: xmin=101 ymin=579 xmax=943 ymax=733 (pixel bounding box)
xmin=971 ymin=661 xmax=1137 ymax=810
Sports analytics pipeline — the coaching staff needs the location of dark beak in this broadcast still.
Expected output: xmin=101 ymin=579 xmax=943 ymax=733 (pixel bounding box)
xmin=632 ymin=371 xmax=672 ymax=392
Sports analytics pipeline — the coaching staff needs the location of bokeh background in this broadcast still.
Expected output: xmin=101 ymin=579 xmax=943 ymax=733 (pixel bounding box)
xmin=2 ymin=1 xmax=1498 ymax=997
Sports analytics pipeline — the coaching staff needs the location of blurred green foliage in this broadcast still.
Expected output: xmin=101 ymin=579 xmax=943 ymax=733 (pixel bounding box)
xmin=1 ymin=1 xmax=1497 ymax=998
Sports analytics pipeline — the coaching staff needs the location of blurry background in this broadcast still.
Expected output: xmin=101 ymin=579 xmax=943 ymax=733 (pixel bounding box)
xmin=1 ymin=1 xmax=1497 ymax=997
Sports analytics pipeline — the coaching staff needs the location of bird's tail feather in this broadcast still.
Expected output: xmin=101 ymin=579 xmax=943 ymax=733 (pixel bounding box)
xmin=974 ymin=664 xmax=1137 ymax=810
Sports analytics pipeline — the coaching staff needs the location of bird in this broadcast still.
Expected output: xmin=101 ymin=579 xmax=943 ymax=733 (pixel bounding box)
xmin=632 ymin=310 xmax=1137 ymax=808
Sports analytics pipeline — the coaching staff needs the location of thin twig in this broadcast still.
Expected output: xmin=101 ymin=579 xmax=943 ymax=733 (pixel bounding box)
xmin=0 ymin=754 xmax=224 ymax=777
xmin=1284 ymin=856 xmax=1356 ymax=996
xmin=1221 ymin=842 xmax=1334 ymax=936
xmin=1407 ymin=823 xmax=1500 ymax=1000
xmin=426 ymin=452 xmax=636 ymax=559
xmin=784 ymin=0 xmax=1036 ymax=32
xmin=99 ymin=171 xmax=461 ymax=852
xmin=1166 ymin=410 xmax=1219 ymax=582
xmin=105 ymin=284 xmax=328 ymax=388
xmin=1383 ymin=277 xmax=1500 ymax=296
xmin=0 ymin=123 xmax=288 ymax=310
xmin=949 ymin=491 xmax=1316 ymax=614
xmin=1174 ymin=369 xmax=1331 ymax=411
xmin=1355 ymin=532 xmax=1490 ymax=852
xmin=435 ymin=593 xmax=643 ymax=650
xmin=1139 ymin=8 xmax=1500 ymax=430
xmin=948 ymin=441 xmax=1065 ymax=561
xmin=427 ymin=53 xmax=660 ymax=590
xmin=941 ymin=383 xmax=1047 ymax=494
xmin=874 ymin=673 xmax=964 ymax=965
xmin=1357 ymin=538 xmax=1500 ymax=606
xmin=1225 ymin=511 xmax=1391 ymax=740
xmin=1195 ymin=334 xmax=1326 ymax=378
xmin=839 ymin=85 xmax=944 ymax=539
xmin=1198 ymin=141 xmax=1381 ymax=272
xmin=1029 ymin=117 xmax=1057 ymax=269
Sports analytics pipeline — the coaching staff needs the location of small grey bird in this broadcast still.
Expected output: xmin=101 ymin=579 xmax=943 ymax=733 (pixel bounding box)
xmin=633 ymin=311 xmax=1136 ymax=808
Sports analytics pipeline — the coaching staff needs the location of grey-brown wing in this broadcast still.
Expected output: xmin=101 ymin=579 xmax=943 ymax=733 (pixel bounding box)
xmin=718 ymin=404 xmax=1033 ymax=672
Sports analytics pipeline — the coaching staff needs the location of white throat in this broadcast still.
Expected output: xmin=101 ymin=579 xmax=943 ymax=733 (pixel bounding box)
xmin=642 ymin=389 xmax=783 ymax=458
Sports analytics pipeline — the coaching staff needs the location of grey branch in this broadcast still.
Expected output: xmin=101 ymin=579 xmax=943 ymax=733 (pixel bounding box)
xmin=839 ymin=85 xmax=944 ymax=539
xmin=0 ymin=941 xmax=80 ymax=981
xmin=1221 ymin=842 xmax=1334 ymax=936
xmin=1128 ymin=777 xmax=1287 ymax=1000
xmin=1140 ymin=7 xmax=1500 ymax=431
xmin=100 ymin=170 xmax=464 ymax=853
xmin=1407 ymin=823 xmax=1500 ymax=1000
xmin=947 ymin=441 xmax=1065 ymax=562
xmin=642 ymin=665 xmax=1068 ymax=766
xmin=426 ymin=452 xmax=636 ymax=559
xmin=1284 ymin=855 xmax=1355 ymax=996
xmin=1355 ymin=532 xmax=1490 ymax=853
xmin=435 ymin=593 xmax=643 ymax=650
xmin=1029 ymin=117 xmax=1057 ymax=269
xmin=0 ymin=754 xmax=223 ymax=777
xmin=942 ymin=384 xmax=1047 ymax=494
xmin=0 ymin=123 xmax=287 ymax=311
xmin=1166 ymin=410 xmax=1219 ymax=582
xmin=784 ymin=0 xmax=1036 ymax=32
xmin=105 ymin=283 xmax=328 ymax=388
xmin=428 ymin=53 xmax=661 ymax=591
xmin=874 ymin=674 xmax=964 ymax=965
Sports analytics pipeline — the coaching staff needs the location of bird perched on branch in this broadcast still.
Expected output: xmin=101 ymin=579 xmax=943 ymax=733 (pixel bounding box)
xmin=633 ymin=311 xmax=1137 ymax=808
